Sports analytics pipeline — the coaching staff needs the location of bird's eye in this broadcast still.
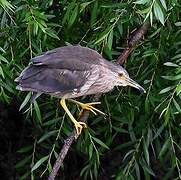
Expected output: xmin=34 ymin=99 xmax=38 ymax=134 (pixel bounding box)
xmin=119 ymin=73 xmax=124 ymax=77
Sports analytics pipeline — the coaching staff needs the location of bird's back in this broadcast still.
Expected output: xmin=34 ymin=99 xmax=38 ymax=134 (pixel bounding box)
xmin=31 ymin=45 xmax=103 ymax=69
xmin=15 ymin=45 xmax=105 ymax=98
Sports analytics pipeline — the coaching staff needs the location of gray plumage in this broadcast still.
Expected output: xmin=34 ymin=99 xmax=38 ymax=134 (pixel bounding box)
xmin=15 ymin=45 xmax=145 ymax=100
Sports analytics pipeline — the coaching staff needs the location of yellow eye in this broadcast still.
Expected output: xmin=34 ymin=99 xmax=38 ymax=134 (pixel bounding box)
xmin=119 ymin=73 xmax=125 ymax=80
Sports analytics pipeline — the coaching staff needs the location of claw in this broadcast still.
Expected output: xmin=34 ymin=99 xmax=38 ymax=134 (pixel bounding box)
xmin=69 ymin=99 xmax=105 ymax=115
xmin=74 ymin=121 xmax=87 ymax=138
xmin=81 ymin=103 xmax=105 ymax=115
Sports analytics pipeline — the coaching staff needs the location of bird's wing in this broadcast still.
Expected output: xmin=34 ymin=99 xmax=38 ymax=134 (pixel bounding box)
xmin=16 ymin=64 xmax=94 ymax=94
xmin=31 ymin=45 xmax=103 ymax=70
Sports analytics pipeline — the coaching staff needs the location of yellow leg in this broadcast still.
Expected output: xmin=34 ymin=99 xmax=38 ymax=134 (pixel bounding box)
xmin=68 ymin=99 xmax=105 ymax=115
xmin=60 ymin=98 xmax=87 ymax=137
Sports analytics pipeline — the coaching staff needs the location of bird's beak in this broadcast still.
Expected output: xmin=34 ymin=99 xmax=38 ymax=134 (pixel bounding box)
xmin=125 ymin=77 xmax=146 ymax=93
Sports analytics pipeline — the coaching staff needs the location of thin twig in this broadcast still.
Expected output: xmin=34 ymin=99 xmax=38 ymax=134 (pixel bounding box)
xmin=47 ymin=22 xmax=149 ymax=180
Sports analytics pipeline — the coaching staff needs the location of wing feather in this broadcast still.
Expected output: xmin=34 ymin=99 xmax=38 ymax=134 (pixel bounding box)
xmin=31 ymin=45 xmax=103 ymax=70
xmin=16 ymin=65 xmax=91 ymax=95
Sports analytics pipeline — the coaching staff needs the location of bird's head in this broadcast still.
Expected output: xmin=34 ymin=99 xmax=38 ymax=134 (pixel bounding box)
xmin=115 ymin=67 xmax=145 ymax=93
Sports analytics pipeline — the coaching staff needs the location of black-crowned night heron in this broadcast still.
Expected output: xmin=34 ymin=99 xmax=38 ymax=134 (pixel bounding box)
xmin=15 ymin=45 xmax=145 ymax=137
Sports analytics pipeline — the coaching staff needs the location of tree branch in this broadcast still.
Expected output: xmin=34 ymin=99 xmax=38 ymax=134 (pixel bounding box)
xmin=47 ymin=22 xmax=149 ymax=180
xmin=117 ymin=22 xmax=149 ymax=65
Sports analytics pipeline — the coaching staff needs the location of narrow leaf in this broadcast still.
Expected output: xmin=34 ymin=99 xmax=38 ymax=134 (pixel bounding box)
xmin=143 ymin=138 xmax=150 ymax=165
xmin=0 ymin=54 xmax=9 ymax=63
xmin=88 ymin=144 xmax=93 ymax=159
xmin=176 ymin=83 xmax=181 ymax=95
xmin=158 ymin=138 xmax=171 ymax=158
xmin=68 ymin=5 xmax=78 ymax=28
xmin=19 ymin=92 xmax=31 ymax=111
xmin=31 ymin=156 xmax=49 ymax=172
xmin=80 ymin=1 xmax=94 ymax=13
xmin=17 ymin=145 xmax=33 ymax=153
xmin=159 ymin=86 xmax=175 ymax=94
xmin=164 ymin=62 xmax=179 ymax=67
xmin=173 ymin=98 xmax=181 ymax=113
xmin=34 ymin=101 xmax=42 ymax=123
xmin=16 ymin=156 xmax=31 ymax=168
xmin=159 ymin=0 xmax=167 ymax=10
xmin=95 ymin=26 xmax=113 ymax=44
xmin=153 ymin=1 xmax=164 ymax=25
xmin=38 ymin=130 xmax=58 ymax=143
xmin=0 ymin=66 xmax=5 ymax=78
xmin=171 ymin=54 xmax=181 ymax=60
xmin=134 ymin=0 xmax=149 ymax=5
xmin=140 ymin=159 xmax=156 ymax=176
xmin=92 ymin=137 xmax=109 ymax=149
xmin=161 ymin=74 xmax=181 ymax=81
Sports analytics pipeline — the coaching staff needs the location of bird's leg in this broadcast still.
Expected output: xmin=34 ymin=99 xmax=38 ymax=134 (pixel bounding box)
xmin=60 ymin=98 xmax=87 ymax=138
xmin=68 ymin=99 xmax=105 ymax=115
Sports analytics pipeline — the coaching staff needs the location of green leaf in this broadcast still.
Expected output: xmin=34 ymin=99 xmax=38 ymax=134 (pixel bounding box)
xmin=38 ymin=130 xmax=58 ymax=143
xmin=16 ymin=156 xmax=31 ymax=168
xmin=62 ymin=1 xmax=75 ymax=25
xmin=115 ymin=141 xmax=136 ymax=150
xmin=140 ymin=159 xmax=156 ymax=176
xmin=80 ymin=1 xmax=94 ymax=13
xmin=46 ymin=28 xmax=60 ymax=40
xmin=159 ymin=0 xmax=167 ymax=10
xmin=113 ymin=127 xmax=128 ymax=134
xmin=161 ymin=74 xmax=181 ymax=81
xmin=68 ymin=5 xmax=78 ymax=28
xmin=140 ymin=7 xmax=151 ymax=14
xmin=153 ymin=125 xmax=164 ymax=139
xmin=150 ymin=10 xmax=153 ymax=26
xmin=19 ymin=92 xmax=31 ymax=111
xmin=175 ymin=22 xmax=181 ymax=26
xmin=0 ymin=47 xmax=6 ymax=53
xmin=0 ymin=0 xmax=15 ymax=12
xmin=0 ymin=54 xmax=9 ymax=63
xmin=159 ymin=86 xmax=175 ymax=94
xmin=153 ymin=1 xmax=164 ymax=25
xmin=134 ymin=0 xmax=149 ymax=5
xmin=107 ymin=29 xmax=113 ymax=51
xmin=43 ymin=118 xmax=61 ymax=126
xmin=164 ymin=62 xmax=179 ymax=67
xmin=164 ymin=108 xmax=170 ymax=124
xmin=123 ymin=150 xmax=135 ymax=161
xmin=173 ymin=98 xmax=181 ymax=113
xmin=158 ymin=138 xmax=171 ymax=158
xmin=0 ymin=66 xmax=5 ymax=78
xmin=143 ymin=138 xmax=150 ymax=165
xmin=176 ymin=83 xmax=181 ymax=95
xmin=91 ymin=0 xmax=98 ymax=27
xmin=88 ymin=144 xmax=93 ymax=159
xmin=19 ymin=171 xmax=31 ymax=180
xmin=101 ymin=3 xmax=127 ymax=8
xmin=94 ymin=26 xmax=113 ymax=44
xmin=171 ymin=54 xmax=181 ymax=60
xmin=34 ymin=101 xmax=42 ymax=124
xmin=17 ymin=145 xmax=33 ymax=153
xmin=31 ymin=156 xmax=49 ymax=172
xmin=92 ymin=137 xmax=109 ymax=149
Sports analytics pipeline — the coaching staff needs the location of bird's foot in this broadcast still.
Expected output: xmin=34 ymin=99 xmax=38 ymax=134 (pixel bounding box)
xmin=74 ymin=121 xmax=87 ymax=138
xmin=69 ymin=99 xmax=105 ymax=115
xmin=79 ymin=102 xmax=105 ymax=115
xmin=60 ymin=98 xmax=87 ymax=138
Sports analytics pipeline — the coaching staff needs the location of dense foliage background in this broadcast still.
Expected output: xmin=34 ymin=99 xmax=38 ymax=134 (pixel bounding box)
xmin=0 ymin=0 xmax=180 ymax=179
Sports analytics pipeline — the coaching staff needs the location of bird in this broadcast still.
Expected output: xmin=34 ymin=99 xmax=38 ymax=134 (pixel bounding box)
xmin=15 ymin=45 xmax=145 ymax=137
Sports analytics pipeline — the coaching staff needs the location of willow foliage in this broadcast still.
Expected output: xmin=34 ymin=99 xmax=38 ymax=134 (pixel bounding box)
xmin=0 ymin=0 xmax=180 ymax=179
